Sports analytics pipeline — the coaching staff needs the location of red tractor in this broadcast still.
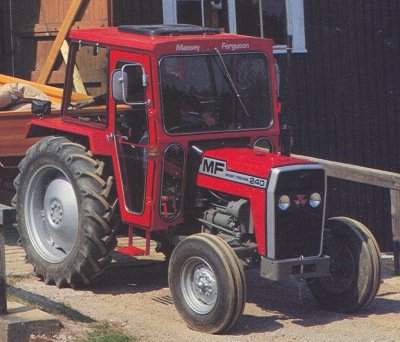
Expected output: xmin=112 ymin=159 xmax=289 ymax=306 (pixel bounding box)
xmin=13 ymin=25 xmax=381 ymax=333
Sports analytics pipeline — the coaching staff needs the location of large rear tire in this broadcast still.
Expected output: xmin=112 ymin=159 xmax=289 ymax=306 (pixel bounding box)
xmin=14 ymin=136 xmax=117 ymax=288
xmin=307 ymin=217 xmax=381 ymax=312
xmin=168 ymin=233 xmax=246 ymax=333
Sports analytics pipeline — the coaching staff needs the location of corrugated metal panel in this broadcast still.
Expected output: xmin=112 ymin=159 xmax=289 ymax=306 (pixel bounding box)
xmin=284 ymin=0 xmax=400 ymax=251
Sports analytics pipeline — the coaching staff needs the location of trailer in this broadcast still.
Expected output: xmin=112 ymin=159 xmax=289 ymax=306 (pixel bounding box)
xmin=0 ymin=74 xmax=91 ymax=203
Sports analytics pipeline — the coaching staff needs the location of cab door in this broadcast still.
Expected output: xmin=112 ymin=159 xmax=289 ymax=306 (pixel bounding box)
xmin=108 ymin=50 xmax=155 ymax=228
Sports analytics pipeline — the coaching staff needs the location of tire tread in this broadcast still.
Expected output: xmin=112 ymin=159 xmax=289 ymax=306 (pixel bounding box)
xmin=15 ymin=136 xmax=117 ymax=288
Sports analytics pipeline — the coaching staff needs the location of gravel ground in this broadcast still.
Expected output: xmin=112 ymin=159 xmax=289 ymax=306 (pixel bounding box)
xmin=9 ymin=254 xmax=400 ymax=342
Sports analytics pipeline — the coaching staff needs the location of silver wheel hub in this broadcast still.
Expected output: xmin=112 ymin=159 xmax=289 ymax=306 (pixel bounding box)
xmin=25 ymin=165 xmax=79 ymax=263
xmin=47 ymin=200 xmax=64 ymax=227
xmin=181 ymin=257 xmax=218 ymax=314
xmin=193 ymin=267 xmax=216 ymax=305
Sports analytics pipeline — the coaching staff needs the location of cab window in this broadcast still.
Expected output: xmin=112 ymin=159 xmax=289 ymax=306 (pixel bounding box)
xmin=64 ymin=43 xmax=108 ymax=127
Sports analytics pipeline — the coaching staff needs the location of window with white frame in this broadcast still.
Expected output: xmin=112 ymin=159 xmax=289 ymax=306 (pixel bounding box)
xmin=235 ymin=0 xmax=306 ymax=53
xmin=163 ymin=0 xmax=231 ymax=32
xmin=162 ymin=0 xmax=306 ymax=53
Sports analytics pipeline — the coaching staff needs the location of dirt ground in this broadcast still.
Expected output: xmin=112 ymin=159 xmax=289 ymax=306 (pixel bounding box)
xmin=8 ymin=251 xmax=400 ymax=342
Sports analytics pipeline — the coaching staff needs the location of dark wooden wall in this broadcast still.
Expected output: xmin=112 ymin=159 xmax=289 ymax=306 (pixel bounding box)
xmin=0 ymin=1 xmax=4 ymax=74
xmin=2 ymin=0 xmax=111 ymax=83
xmin=284 ymin=0 xmax=400 ymax=250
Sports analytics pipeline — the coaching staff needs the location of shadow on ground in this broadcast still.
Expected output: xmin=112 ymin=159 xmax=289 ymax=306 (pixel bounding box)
xmin=7 ymin=286 xmax=95 ymax=323
xmin=8 ymin=238 xmax=400 ymax=337
xmin=89 ymin=257 xmax=169 ymax=294
xmin=226 ymin=258 xmax=400 ymax=335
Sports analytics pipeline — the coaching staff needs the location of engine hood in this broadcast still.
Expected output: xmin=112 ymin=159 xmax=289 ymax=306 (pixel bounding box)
xmin=198 ymin=147 xmax=313 ymax=190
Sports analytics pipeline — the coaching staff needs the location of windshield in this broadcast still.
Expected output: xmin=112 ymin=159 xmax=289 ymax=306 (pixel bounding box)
xmin=160 ymin=52 xmax=272 ymax=134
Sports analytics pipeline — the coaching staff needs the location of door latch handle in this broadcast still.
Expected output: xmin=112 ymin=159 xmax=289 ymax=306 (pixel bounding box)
xmin=106 ymin=133 xmax=115 ymax=142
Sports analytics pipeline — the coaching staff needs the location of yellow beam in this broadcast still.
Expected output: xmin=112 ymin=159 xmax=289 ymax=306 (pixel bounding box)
xmin=36 ymin=0 xmax=87 ymax=84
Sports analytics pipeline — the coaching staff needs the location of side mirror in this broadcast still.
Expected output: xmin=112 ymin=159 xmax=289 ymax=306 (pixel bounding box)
xmin=112 ymin=64 xmax=147 ymax=106
xmin=112 ymin=70 xmax=128 ymax=103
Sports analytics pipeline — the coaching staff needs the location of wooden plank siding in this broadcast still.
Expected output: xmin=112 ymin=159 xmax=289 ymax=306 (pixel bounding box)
xmin=283 ymin=1 xmax=400 ymax=250
xmin=2 ymin=0 xmax=110 ymax=85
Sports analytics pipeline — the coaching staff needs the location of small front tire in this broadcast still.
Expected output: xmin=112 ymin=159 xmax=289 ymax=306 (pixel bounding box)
xmin=168 ymin=233 xmax=246 ymax=333
xmin=307 ymin=217 xmax=381 ymax=312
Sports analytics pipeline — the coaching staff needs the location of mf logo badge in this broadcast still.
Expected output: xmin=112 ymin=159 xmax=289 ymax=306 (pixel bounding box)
xmin=199 ymin=157 xmax=267 ymax=189
xmin=201 ymin=158 xmax=225 ymax=174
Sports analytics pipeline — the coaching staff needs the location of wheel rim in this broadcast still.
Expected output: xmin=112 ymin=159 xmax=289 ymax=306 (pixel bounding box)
xmin=25 ymin=165 xmax=79 ymax=263
xmin=320 ymin=240 xmax=355 ymax=294
xmin=180 ymin=257 xmax=218 ymax=315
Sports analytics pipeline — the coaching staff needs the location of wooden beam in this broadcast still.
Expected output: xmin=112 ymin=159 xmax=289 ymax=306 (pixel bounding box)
xmin=295 ymin=153 xmax=400 ymax=275
xmin=0 ymin=205 xmax=14 ymax=314
xmin=391 ymin=190 xmax=400 ymax=275
xmin=0 ymin=223 xmax=6 ymax=314
xmin=293 ymin=154 xmax=400 ymax=191
xmin=391 ymin=190 xmax=400 ymax=241
xmin=60 ymin=40 xmax=87 ymax=95
xmin=36 ymin=0 xmax=86 ymax=84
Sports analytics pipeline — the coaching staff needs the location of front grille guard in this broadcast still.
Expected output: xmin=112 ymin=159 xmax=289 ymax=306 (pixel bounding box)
xmin=266 ymin=164 xmax=327 ymax=260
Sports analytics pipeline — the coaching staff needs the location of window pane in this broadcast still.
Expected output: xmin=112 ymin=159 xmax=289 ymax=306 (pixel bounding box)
xmin=113 ymin=0 xmax=163 ymax=25
xmin=160 ymin=144 xmax=184 ymax=219
xmin=177 ymin=0 xmax=229 ymax=31
xmin=118 ymin=143 xmax=147 ymax=213
xmin=262 ymin=0 xmax=286 ymax=44
xmin=177 ymin=1 xmax=202 ymax=26
xmin=160 ymin=53 xmax=272 ymax=134
xmin=115 ymin=61 xmax=148 ymax=145
xmin=236 ymin=0 xmax=286 ymax=45
xmin=65 ymin=44 xmax=108 ymax=127
xmin=235 ymin=0 xmax=260 ymax=36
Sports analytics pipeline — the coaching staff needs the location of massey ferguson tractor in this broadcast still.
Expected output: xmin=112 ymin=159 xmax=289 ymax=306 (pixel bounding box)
xmin=10 ymin=25 xmax=380 ymax=333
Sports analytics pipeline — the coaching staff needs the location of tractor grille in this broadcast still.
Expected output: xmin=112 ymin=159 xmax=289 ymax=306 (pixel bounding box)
xmin=267 ymin=165 xmax=325 ymax=260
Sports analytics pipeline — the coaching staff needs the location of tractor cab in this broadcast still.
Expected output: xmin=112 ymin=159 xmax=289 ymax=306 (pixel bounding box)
xmin=36 ymin=24 xmax=281 ymax=233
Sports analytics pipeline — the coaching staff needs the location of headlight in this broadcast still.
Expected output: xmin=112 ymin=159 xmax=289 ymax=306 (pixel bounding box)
xmin=309 ymin=193 xmax=322 ymax=208
xmin=278 ymin=195 xmax=290 ymax=211
xmin=253 ymin=137 xmax=273 ymax=152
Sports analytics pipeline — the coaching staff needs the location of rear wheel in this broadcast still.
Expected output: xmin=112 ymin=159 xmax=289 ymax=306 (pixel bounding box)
xmin=14 ymin=136 xmax=117 ymax=288
xmin=307 ymin=217 xmax=381 ymax=312
xmin=168 ymin=233 xmax=246 ymax=333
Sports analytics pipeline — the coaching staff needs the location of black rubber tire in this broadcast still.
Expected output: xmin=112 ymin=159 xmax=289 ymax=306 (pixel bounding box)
xmin=331 ymin=217 xmax=381 ymax=307
xmin=14 ymin=136 xmax=117 ymax=288
xmin=168 ymin=233 xmax=245 ymax=333
xmin=200 ymin=234 xmax=246 ymax=332
xmin=307 ymin=217 xmax=381 ymax=312
xmin=155 ymin=240 xmax=175 ymax=263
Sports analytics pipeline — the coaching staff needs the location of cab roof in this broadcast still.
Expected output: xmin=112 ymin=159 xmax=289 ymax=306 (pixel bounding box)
xmin=69 ymin=25 xmax=273 ymax=54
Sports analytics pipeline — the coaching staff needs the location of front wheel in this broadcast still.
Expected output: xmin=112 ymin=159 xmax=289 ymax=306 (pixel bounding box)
xmin=168 ymin=233 xmax=246 ymax=333
xmin=307 ymin=217 xmax=381 ymax=312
